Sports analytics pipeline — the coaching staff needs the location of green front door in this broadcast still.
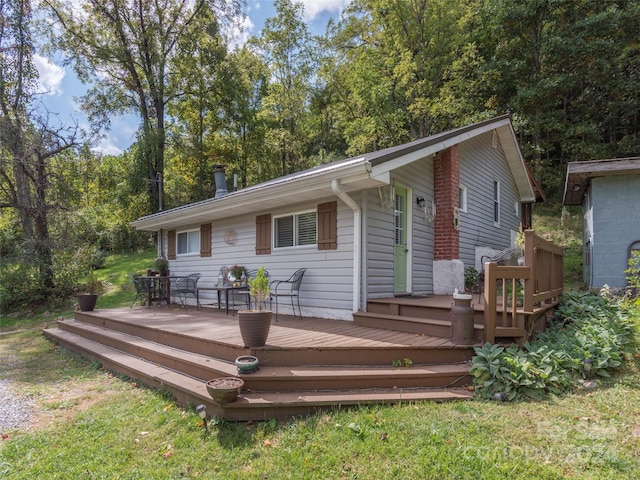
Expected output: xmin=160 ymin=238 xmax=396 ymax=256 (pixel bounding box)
xmin=394 ymin=185 xmax=408 ymax=293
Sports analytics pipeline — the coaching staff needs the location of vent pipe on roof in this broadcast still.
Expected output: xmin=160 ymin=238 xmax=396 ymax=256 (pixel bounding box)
xmin=214 ymin=165 xmax=228 ymax=198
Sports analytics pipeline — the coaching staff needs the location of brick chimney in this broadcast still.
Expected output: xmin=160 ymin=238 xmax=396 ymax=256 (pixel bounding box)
xmin=433 ymin=146 xmax=464 ymax=294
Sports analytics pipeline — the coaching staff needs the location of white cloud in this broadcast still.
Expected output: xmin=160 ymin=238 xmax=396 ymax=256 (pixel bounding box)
xmin=34 ymin=54 xmax=65 ymax=96
xmin=300 ymin=0 xmax=349 ymax=20
xmin=92 ymin=139 xmax=124 ymax=156
xmin=222 ymin=12 xmax=255 ymax=50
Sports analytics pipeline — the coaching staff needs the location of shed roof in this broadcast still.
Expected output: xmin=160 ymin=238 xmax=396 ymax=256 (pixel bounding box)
xmin=132 ymin=115 xmax=535 ymax=231
xmin=563 ymin=157 xmax=640 ymax=205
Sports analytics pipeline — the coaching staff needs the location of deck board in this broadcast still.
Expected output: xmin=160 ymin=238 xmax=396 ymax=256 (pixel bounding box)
xmin=80 ymin=306 xmax=462 ymax=349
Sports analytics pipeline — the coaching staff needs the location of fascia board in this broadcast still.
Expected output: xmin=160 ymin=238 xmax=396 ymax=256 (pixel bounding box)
xmin=131 ymin=160 xmax=373 ymax=231
xmin=496 ymin=124 xmax=536 ymax=203
xmin=371 ymin=117 xmax=511 ymax=179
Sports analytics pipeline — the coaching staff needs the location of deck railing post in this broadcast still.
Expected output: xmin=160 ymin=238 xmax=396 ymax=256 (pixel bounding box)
xmin=483 ymin=262 xmax=497 ymax=343
xmin=524 ymin=230 xmax=535 ymax=312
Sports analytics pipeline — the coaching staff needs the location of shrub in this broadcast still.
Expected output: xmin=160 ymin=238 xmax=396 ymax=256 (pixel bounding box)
xmin=470 ymin=291 xmax=635 ymax=401
xmin=0 ymin=264 xmax=40 ymax=312
xmin=464 ymin=267 xmax=479 ymax=292
xmin=625 ymin=250 xmax=640 ymax=292
xmin=248 ymin=266 xmax=269 ymax=311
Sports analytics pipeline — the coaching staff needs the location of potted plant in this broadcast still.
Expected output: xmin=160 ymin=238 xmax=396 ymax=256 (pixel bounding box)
xmin=238 ymin=266 xmax=272 ymax=347
xmin=154 ymin=256 xmax=170 ymax=276
xmin=205 ymin=377 xmax=244 ymax=405
xmin=77 ymin=269 xmax=103 ymax=312
xmin=228 ymin=264 xmax=246 ymax=285
xmin=235 ymin=355 xmax=259 ymax=374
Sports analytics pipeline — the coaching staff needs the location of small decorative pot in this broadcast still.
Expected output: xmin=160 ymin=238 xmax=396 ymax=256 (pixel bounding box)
xmin=235 ymin=355 xmax=259 ymax=374
xmin=205 ymin=377 xmax=244 ymax=405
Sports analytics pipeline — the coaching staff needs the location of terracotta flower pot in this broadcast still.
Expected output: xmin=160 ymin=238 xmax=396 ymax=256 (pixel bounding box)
xmin=205 ymin=377 xmax=244 ymax=405
xmin=238 ymin=311 xmax=272 ymax=347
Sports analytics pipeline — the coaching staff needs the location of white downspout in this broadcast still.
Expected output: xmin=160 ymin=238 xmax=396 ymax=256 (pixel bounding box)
xmin=331 ymin=179 xmax=361 ymax=313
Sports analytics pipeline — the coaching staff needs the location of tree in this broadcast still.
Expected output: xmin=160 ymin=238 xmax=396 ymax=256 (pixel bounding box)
xmin=167 ymin=4 xmax=228 ymax=203
xmin=43 ymin=0 xmax=241 ymax=212
xmin=323 ymin=0 xmax=478 ymax=155
xmin=255 ymin=0 xmax=316 ymax=176
xmin=216 ymin=45 xmax=270 ymax=187
xmin=479 ymin=0 xmax=640 ymax=200
xmin=0 ymin=0 xmax=80 ymax=296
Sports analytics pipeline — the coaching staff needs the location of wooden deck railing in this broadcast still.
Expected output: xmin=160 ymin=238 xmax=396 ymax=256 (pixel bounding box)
xmin=483 ymin=230 xmax=564 ymax=343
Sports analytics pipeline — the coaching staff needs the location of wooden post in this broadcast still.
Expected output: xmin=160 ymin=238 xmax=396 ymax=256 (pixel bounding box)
xmin=483 ymin=262 xmax=497 ymax=343
xmin=524 ymin=230 xmax=535 ymax=312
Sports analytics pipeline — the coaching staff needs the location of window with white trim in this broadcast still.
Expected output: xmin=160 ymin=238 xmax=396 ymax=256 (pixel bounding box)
xmin=177 ymin=229 xmax=200 ymax=255
xmin=493 ymin=179 xmax=501 ymax=225
xmin=459 ymin=185 xmax=468 ymax=213
xmin=274 ymin=211 xmax=317 ymax=248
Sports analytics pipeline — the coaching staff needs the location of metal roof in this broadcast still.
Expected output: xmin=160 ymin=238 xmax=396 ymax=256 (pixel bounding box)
xmin=132 ymin=114 xmax=535 ymax=231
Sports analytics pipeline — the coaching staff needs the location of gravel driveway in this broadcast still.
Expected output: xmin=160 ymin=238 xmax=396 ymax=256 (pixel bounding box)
xmin=0 ymin=379 xmax=34 ymax=432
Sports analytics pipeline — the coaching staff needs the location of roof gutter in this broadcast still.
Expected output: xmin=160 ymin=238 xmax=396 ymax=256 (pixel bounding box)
xmin=331 ymin=179 xmax=361 ymax=314
xmin=131 ymin=158 xmax=374 ymax=231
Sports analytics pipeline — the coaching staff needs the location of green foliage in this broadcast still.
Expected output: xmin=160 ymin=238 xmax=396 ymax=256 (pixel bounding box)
xmin=153 ymin=256 xmax=169 ymax=272
xmin=471 ymin=292 xmax=635 ymax=400
xmin=247 ymin=266 xmax=270 ymax=311
xmin=0 ymin=264 xmax=41 ymax=313
xmin=625 ymin=250 xmax=640 ymax=290
xmin=464 ymin=267 xmax=479 ymax=292
xmin=84 ymin=270 xmax=103 ymax=295
xmin=391 ymin=358 xmax=412 ymax=368
xmin=229 ymin=264 xmax=246 ymax=280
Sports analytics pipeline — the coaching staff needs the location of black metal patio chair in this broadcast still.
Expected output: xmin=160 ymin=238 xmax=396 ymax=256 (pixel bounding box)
xmin=130 ymin=274 xmax=152 ymax=307
xmin=269 ymin=268 xmax=306 ymax=322
xmin=171 ymin=273 xmax=201 ymax=307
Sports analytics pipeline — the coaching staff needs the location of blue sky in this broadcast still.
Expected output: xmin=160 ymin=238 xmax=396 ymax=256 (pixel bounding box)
xmin=35 ymin=0 xmax=346 ymax=155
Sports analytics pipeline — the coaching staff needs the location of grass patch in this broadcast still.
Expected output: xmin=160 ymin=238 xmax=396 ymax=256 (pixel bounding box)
xmin=0 ymin=248 xmax=156 ymax=331
xmin=94 ymin=247 xmax=157 ymax=310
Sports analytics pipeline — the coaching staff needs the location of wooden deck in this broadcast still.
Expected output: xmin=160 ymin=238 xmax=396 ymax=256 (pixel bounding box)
xmin=44 ymin=299 xmax=477 ymax=421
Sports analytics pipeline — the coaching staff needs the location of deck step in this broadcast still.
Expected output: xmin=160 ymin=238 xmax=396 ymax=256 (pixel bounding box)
xmin=68 ymin=313 xmax=476 ymax=366
xmin=46 ymin=323 xmax=472 ymax=392
xmin=55 ymin=319 xmax=238 ymax=379
xmin=44 ymin=327 xmax=473 ymax=421
xmin=353 ymin=311 xmax=484 ymax=339
xmin=241 ymin=363 xmax=471 ymax=391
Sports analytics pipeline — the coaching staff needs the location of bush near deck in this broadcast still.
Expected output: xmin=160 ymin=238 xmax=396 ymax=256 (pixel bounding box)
xmin=471 ymin=291 xmax=636 ymax=401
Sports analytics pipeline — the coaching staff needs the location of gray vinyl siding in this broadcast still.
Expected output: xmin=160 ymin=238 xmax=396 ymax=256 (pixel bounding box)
xmin=364 ymin=154 xmax=435 ymax=298
xmin=394 ymin=155 xmax=434 ymax=294
xmin=162 ymin=197 xmax=356 ymax=313
xmin=364 ymin=188 xmax=395 ymax=298
xmin=458 ymin=133 xmax=522 ymax=268
xmin=590 ymin=175 xmax=640 ymax=288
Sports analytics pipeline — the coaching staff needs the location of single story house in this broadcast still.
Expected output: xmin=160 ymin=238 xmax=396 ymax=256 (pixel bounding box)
xmin=132 ymin=114 xmax=538 ymax=320
xmin=563 ymin=157 xmax=640 ymax=289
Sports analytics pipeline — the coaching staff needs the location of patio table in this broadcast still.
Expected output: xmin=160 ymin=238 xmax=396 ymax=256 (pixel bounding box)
xmin=138 ymin=275 xmax=186 ymax=306
xmin=197 ymin=284 xmax=249 ymax=314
